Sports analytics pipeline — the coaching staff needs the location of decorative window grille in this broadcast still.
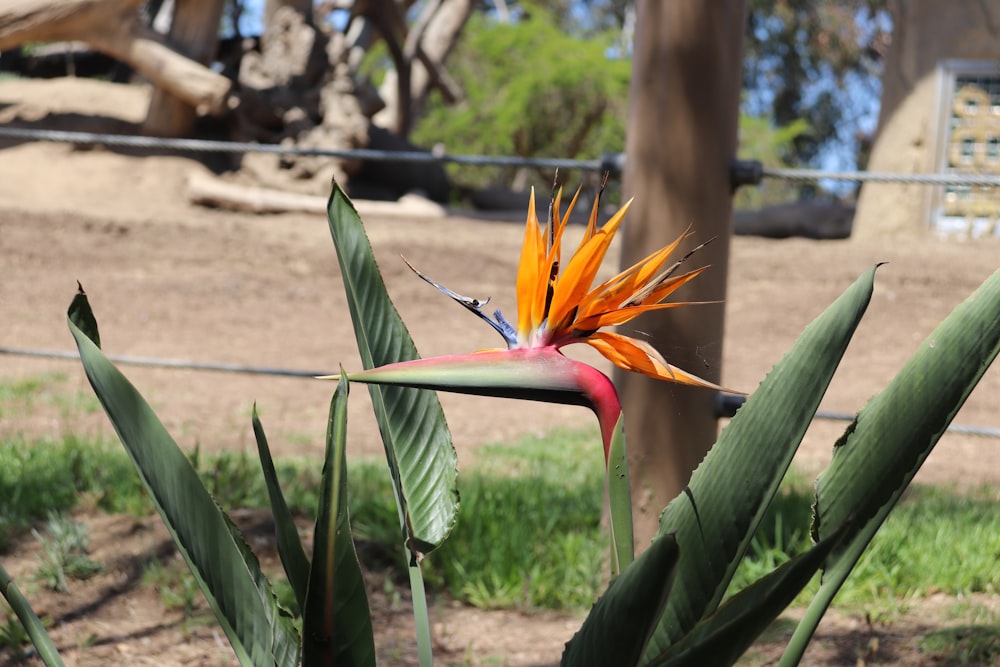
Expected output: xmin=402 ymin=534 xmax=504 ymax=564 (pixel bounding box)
xmin=933 ymin=60 xmax=1000 ymax=236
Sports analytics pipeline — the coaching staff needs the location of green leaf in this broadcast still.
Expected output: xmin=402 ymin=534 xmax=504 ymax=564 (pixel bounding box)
xmin=652 ymin=524 xmax=847 ymax=667
xmin=782 ymin=266 xmax=1000 ymax=665
xmin=1 ymin=561 xmax=65 ymax=667
xmin=562 ymin=533 xmax=679 ymax=667
xmin=252 ymin=408 xmax=310 ymax=614
xmin=408 ymin=562 xmax=435 ymax=667
xmin=326 ymin=185 xmax=459 ymax=555
xmin=642 ymin=266 xmax=878 ymax=661
xmin=302 ymin=374 xmax=376 ymax=666
xmin=68 ymin=284 xmax=99 ymax=347
xmin=67 ymin=291 xmax=300 ymax=667
xmin=606 ymin=413 xmax=634 ymax=575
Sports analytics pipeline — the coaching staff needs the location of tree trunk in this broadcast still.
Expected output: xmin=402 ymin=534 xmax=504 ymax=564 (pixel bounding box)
xmin=142 ymin=0 xmax=226 ymax=137
xmin=0 ymin=0 xmax=232 ymax=117
xmin=618 ymin=0 xmax=746 ymax=552
xmin=372 ymin=0 xmax=471 ymax=135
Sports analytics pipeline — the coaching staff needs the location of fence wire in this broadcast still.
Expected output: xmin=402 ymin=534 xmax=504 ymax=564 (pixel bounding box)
xmin=3 ymin=345 xmax=999 ymax=439
xmin=3 ymin=126 xmax=1000 ymax=187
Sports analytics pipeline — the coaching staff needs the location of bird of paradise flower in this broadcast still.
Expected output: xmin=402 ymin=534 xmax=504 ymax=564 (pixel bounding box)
xmin=324 ymin=183 xmax=719 ymax=571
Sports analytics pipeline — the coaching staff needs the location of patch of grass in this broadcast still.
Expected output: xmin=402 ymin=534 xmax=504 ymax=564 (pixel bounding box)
xmin=843 ymin=485 xmax=1000 ymax=605
xmin=143 ymin=557 xmax=203 ymax=619
xmin=727 ymin=468 xmax=815 ymax=594
xmin=729 ymin=477 xmax=1000 ymax=609
xmin=4 ymin=424 xmax=997 ymax=617
xmin=0 ymin=603 xmax=31 ymax=657
xmin=919 ymin=625 xmax=1000 ymax=666
xmin=0 ymin=375 xmax=51 ymax=403
xmin=0 ymin=434 xmax=148 ymax=549
xmin=421 ymin=428 xmax=606 ymax=609
xmin=0 ymin=373 xmax=101 ymax=421
xmin=32 ymin=514 xmax=102 ymax=593
xmin=0 ymin=433 xmax=325 ymax=550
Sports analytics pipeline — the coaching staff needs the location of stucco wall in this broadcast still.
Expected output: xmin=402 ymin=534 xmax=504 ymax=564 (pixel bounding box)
xmin=854 ymin=0 xmax=1000 ymax=237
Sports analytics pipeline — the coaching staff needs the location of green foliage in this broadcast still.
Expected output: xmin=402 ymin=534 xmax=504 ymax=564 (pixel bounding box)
xmin=0 ymin=434 xmax=146 ymax=550
xmin=0 ymin=603 xmax=31 ymax=655
xmin=0 ymin=372 xmax=100 ymax=421
xmin=843 ymin=486 xmax=1000 ymax=604
xmin=735 ymin=117 xmax=811 ymax=209
xmin=412 ymin=8 xmax=630 ymax=190
xmin=327 ymin=186 xmax=459 ymax=557
xmin=68 ymin=292 xmax=303 ymax=667
xmin=743 ymin=0 xmax=889 ymax=171
xmin=143 ymin=557 xmax=205 ymax=620
xmin=423 ymin=431 xmax=606 ymax=609
xmin=300 ymin=379 xmax=376 ymax=666
xmin=5 ymin=187 xmax=1000 ymax=666
xmin=919 ymin=625 xmax=1000 ymax=666
xmin=31 ymin=515 xmax=102 ymax=593
xmin=640 ymin=266 xmax=879 ymax=663
xmin=0 ymin=561 xmax=63 ymax=667
xmin=562 ymin=533 xmax=679 ymax=667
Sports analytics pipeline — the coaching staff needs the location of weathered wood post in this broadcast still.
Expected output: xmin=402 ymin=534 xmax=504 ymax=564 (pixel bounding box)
xmin=143 ymin=0 xmax=226 ymax=136
xmin=619 ymin=0 xmax=747 ymax=550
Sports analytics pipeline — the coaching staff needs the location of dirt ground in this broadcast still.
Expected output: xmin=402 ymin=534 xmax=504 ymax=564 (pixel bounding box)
xmin=1 ymin=79 xmax=999 ymax=666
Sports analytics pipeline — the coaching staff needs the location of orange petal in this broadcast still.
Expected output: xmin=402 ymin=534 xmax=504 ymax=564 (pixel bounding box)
xmin=584 ymin=331 xmax=722 ymax=389
xmin=629 ymin=266 xmax=710 ymax=308
xmin=546 ymin=186 xmax=582 ymax=268
xmin=516 ymin=189 xmax=546 ymax=336
xmin=547 ymin=200 xmax=632 ymax=335
xmin=572 ymin=300 xmax=705 ymax=332
xmin=578 ymin=231 xmax=691 ymax=318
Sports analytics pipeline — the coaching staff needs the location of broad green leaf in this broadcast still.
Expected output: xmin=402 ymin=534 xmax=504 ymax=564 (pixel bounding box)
xmin=67 ymin=291 xmax=300 ymax=667
xmin=642 ymin=266 xmax=878 ymax=661
xmin=651 ymin=524 xmax=847 ymax=667
xmin=326 ymin=185 xmax=459 ymax=555
xmin=302 ymin=375 xmax=375 ymax=667
xmin=606 ymin=413 xmax=634 ymax=575
xmin=562 ymin=533 xmax=679 ymax=667
xmin=1 ymin=561 xmax=65 ymax=666
xmin=252 ymin=408 xmax=310 ymax=614
xmin=782 ymin=266 xmax=1000 ymax=665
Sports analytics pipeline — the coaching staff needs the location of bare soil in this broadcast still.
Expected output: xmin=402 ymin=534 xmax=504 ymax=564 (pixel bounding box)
xmin=2 ymin=79 xmax=999 ymax=666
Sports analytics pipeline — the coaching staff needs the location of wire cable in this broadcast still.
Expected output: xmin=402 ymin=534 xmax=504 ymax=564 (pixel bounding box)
xmin=4 ymin=346 xmax=999 ymax=438
xmin=3 ymin=126 xmax=999 ymax=187
xmin=0 ymin=346 xmax=331 ymax=379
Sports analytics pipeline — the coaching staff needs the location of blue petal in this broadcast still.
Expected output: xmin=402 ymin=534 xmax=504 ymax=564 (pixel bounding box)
xmin=402 ymin=257 xmax=518 ymax=347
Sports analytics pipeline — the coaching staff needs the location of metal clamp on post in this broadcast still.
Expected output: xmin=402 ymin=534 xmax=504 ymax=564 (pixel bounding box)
xmin=600 ymin=152 xmax=626 ymax=179
xmin=730 ymin=159 xmax=763 ymax=192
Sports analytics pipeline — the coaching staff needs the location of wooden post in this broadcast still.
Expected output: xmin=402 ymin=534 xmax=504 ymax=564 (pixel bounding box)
xmin=142 ymin=0 xmax=226 ymax=137
xmin=618 ymin=0 xmax=746 ymax=550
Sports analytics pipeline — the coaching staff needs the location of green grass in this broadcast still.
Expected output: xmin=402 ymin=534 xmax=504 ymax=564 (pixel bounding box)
xmin=422 ymin=428 xmax=606 ymax=609
xmin=919 ymin=624 xmax=1000 ymax=666
xmin=0 ymin=372 xmax=101 ymax=421
xmin=728 ymin=475 xmax=1000 ymax=609
xmin=0 ymin=434 xmax=147 ymax=550
xmin=1 ymin=424 xmax=998 ymax=615
xmin=32 ymin=514 xmax=102 ymax=593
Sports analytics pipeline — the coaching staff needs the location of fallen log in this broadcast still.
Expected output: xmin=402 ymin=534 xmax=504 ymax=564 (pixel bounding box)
xmin=186 ymin=171 xmax=447 ymax=218
xmin=0 ymin=0 xmax=233 ymax=117
xmin=733 ymin=200 xmax=855 ymax=239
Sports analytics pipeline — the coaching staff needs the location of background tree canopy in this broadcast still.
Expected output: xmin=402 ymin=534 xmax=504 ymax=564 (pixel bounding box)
xmin=410 ymin=0 xmax=888 ymax=203
xmin=411 ymin=5 xmax=631 ymax=191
